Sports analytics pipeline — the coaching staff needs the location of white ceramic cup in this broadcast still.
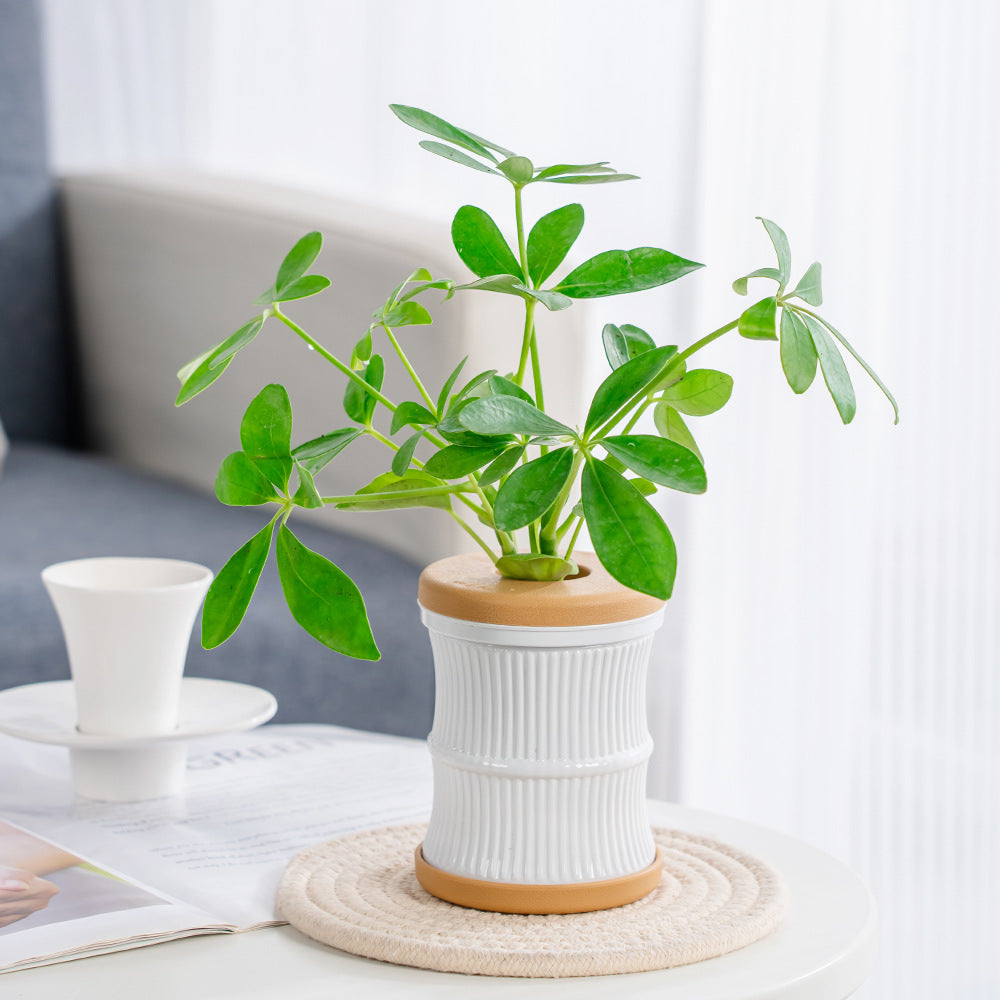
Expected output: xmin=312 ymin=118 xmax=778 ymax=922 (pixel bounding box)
xmin=42 ymin=557 xmax=213 ymax=738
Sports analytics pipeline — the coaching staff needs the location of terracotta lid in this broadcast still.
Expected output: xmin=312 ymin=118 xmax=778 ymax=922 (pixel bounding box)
xmin=418 ymin=553 xmax=664 ymax=627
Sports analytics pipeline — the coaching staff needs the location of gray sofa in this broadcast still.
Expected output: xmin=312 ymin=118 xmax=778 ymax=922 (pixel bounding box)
xmin=0 ymin=0 xmax=437 ymax=735
xmin=0 ymin=3 xmax=587 ymax=738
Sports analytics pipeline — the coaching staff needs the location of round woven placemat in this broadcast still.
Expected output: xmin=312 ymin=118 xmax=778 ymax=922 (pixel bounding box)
xmin=276 ymin=823 xmax=786 ymax=978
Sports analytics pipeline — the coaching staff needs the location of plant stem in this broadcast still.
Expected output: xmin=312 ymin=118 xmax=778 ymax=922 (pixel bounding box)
xmin=564 ymin=517 xmax=585 ymax=560
xmin=448 ymin=512 xmax=500 ymax=561
xmin=514 ymin=300 xmax=534 ymax=386
xmin=366 ymin=427 xmax=397 ymax=451
xmin=539 ymin=450 xmax=584 ymax=552
xmin=381 ymin=323 xmax=437 ymax=413
xmin=273 ymin=306 xmax=396 ymax=413
xmin=320 ymin=485 xmax=469 ymax=504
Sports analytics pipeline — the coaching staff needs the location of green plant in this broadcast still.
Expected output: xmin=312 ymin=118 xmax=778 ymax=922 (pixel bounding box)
xmin=176 ymin=104 xmax=898 ymax=659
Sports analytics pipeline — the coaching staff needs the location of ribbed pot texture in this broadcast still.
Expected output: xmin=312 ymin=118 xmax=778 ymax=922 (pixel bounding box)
xmin=420 ymin=607 xmax=663 ymax=886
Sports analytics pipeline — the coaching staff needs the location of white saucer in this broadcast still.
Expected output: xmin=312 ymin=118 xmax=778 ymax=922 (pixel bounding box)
xmin=0 ymin=678 xmax=278 ymax=749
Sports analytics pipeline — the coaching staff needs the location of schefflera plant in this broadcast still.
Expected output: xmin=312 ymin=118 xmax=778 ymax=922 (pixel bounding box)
xmin=176 ymin=104 xmax=898 ymax=660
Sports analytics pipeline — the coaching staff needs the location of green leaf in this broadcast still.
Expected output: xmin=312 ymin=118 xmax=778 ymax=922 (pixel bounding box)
xmin=661 ymin=369 xmax=734 ymax=416
xmin=215 ymin=452 xmax=280 ymax=506
xmin=555 ymin=248 xmax=703 ymax=298
xmin=292 ymin=428 xmax=362 ymax=476
xmin=801 ymin=313 xmax=856 ymax=424
xmin=629 ymin=477 xmax=658 ymax=496
xmin=240 ymin=384 xmax=293 ymax=490
xmin=738 ymin=295 xmax=779 ymax=341
xmin=423 ymin=442 xmax=509 ymax=479
xmin=338 ymin=471 xmax=454 ymax=511
xmin=582 ymin=460 xmax=676 ymax=600
xmin=437 ymin=414 xmax=512 ymax=448
xmin=176 ymin=348 xmax=232 ymax=405
xmin=417 ymin=140 xmax=501 ymax=175
xmin=545 ymin=174 xmax=640 ymax=185
xmin=391 ymin=430 xmax=422 ymax=477
xmin=498 ymin=156 xmax=534 ymax=185
xmin=653 ymin=403 xmax=703 ymax=462
xmin=451 ymin=369 xmax=498 ymax=407
xmin=602 ymin=435 xmax=706 ymax=494
xmin=209 ymin=316 xmax=265 ymax=370
xmin=276 ymin=525 xmax=379 ymax=659
xmin=459 ymin=129 xmax=514 ymax=159
xmin=343 ymin=355 xmax=385 ymax=425
xmin=602 ymin=323 xmax=659 ymax=369
xmin=732 ymin=267 xmax=782 ymax=296
xmin=477 ymin=446 xmax=524 ymax=486
xmin=803 ymin=312 xmax=899 ymax=424
xmin=383 ymin=300 xmax=433 ymax=327
xmin=758 ymin=217 xmax=792 ymax=287
xmin=351 ymin=330 xmax=373 ymax=368
xmin=493 ymin=447 xmax=574 ymax=531
xmin=586 ymin=344 xmax=677 ymax=434
xmin=790 ymin=262 xmax=822 ymax=306
xmin=253 ymin=284 xmax=279 ymax=307
xmin=526 ymin=203 xmax=584 ymax=286
xmin=276 ymin=232 xmax=322 ymax=293
xmin=459 ymin=396 xmax=575 ymax=438
xmin=496 ymin=554 xmax=578 ymax=581
xmin=452 ymin=206 xmax=523 ymax=280
xmin=534 ymin=162 xmax=613 ymax=180
xmin=390 ymin=401 xmax=437 ymax=435
xmin=487 ymin=374 xmax=533 ymax=404
xmin=452 ymin=274 xmax=573 ymax=311
xmin=389 ymin=104 xmax=497 ymax=161
xmin=437 ymin=357 xmax=467 ymax=415
xmin=292 ymin=463 xmax=323 ymax=509
xmin=523 ymin=286 xmax=573 ymax=311
xmin=779 ymin=308 xmax=819 ymax=394
xmin=273 ymin=274 xmax=330 ymax=303
xmin=202 ymin=521 xmax=275 ymax=649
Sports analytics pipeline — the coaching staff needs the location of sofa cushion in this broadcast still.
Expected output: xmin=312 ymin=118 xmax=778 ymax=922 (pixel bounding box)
xmin=0 ymin=0 xmax=78 ymax=445
xmin=0 ymin=445 xmax=434 ymax=738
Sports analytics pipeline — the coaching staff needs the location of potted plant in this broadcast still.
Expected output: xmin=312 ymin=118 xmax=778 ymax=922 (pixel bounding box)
xmin=175 ymin=104 xmax=897 ymax=914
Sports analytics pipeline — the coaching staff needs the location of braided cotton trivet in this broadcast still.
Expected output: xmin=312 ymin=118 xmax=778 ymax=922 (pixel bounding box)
xmin=276 ymin=823 xmax=786 ymax=978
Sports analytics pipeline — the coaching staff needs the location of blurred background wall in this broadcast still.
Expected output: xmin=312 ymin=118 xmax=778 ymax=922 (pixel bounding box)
xmin=38 ymin=1 xmax=999 ymax=995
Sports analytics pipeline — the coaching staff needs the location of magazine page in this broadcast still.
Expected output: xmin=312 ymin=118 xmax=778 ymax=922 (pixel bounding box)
xmin=0 ymin=725 xmax=434 ymax=934
xmin=0 ymin=818 xmax=230 ymax=974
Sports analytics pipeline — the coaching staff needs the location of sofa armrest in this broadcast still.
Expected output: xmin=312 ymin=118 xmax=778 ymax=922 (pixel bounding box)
xmin=59 ymin=172 xmax=587 ymax=567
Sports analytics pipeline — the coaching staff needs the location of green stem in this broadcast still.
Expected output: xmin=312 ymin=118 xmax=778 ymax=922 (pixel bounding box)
xmin=366 ymin=427 xmax=397 ymax=451
xmin=619 ymin=396 xmax=655 ymax=436
xmin=539 ymin=450 xmax=584 ymax=552
xmin=564 ymin=517 xmax=585 ymax=560
xmin=320 ymin=485 xmax=470 ymax=504
xmin=273 ymin=306 xmax=396 ymax=413
xmin=514 ymin=299 xmax=535 ymax=386
xmin=448 ymin=512 xmax=500 ymax=561
xmin=381 ymin=323 xmax=437 ymax=414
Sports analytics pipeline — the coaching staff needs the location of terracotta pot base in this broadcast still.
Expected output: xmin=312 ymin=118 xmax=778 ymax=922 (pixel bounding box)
xmin=414 ymin=845 xmax=663 ymax=915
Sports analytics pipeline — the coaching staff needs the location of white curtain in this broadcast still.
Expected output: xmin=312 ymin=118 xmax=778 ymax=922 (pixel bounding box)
xmin=40 ymin=1 xmax=1000 ymax=995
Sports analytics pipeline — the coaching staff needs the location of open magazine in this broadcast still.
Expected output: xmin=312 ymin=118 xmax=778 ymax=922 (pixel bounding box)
xmin=0 ymin=724 xmax=433 ymax=973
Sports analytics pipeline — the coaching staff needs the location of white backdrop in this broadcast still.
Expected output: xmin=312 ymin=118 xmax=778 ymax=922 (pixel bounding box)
xmin=40 ymin=1 xmax=1000 ymax=996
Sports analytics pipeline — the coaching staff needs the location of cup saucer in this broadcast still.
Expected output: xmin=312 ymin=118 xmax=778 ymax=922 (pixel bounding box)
xmin=0 ymin=678 xmax=277 ymax=749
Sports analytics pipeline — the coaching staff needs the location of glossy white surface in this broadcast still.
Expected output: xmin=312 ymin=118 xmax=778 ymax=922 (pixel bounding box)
xmin=0 ymin=679 xmax=278 ymax=801
xmin=41 ymin=556 xmax=212 ymax=737
xmin=422 ymin=609 xmax=662 ymax=884
xmin=1 ymin=798 xmax=875 ymax=999
xmin=0 ymin=678 xmax=278 ymax=747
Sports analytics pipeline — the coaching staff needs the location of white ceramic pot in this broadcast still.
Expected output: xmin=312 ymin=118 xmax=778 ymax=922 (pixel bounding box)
xmin=415 ymin=553 xmax=665 ymax=914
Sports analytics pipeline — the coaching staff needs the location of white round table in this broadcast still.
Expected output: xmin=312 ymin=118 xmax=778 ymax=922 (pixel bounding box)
xmin=4 ymin=800 xmax=875 ymax=1000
